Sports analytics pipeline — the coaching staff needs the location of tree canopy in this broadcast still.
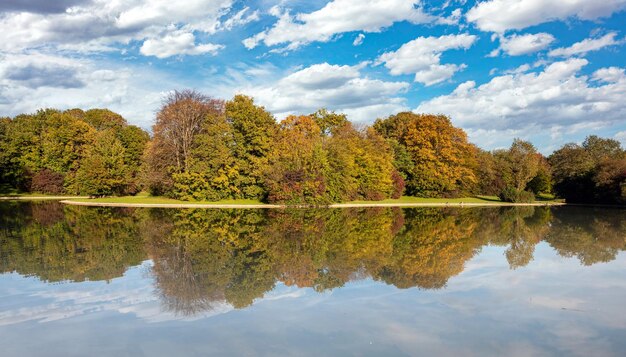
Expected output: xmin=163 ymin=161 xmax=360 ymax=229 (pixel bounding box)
xmin=1 ymin=90 xmax=624 ymax=204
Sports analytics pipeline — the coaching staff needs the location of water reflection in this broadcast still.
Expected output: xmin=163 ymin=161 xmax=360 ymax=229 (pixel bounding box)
xmin=1 ymin=202 xmax=625 ymax=316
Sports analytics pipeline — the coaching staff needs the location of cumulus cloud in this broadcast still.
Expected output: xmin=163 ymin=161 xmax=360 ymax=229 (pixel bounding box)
xmin=416 ymin=59 xmax=626 ymax=133
xmin=592 ymin=66 xmax=626 ymax=83
xmin=548 ymin=32 xmax=622 ymax=57
xmin=243 ymin=0 xmax=435 ymax=50
xmin=491 ymin=32 xmax=555 ymax=56
xmin=240 ymin=62 xmax=410 ymax=121
xmin=0 ymin=0 xmax=257 ymax=57
xmin=467 ymin=0 xmax=626 ymax=33
xmin=0 ymin=53 xmax=170 ymax=128
xmin=377 ymin=34 xmax=476 ymax=86
xmin=140 ymin=31 xmax=223 ymax=58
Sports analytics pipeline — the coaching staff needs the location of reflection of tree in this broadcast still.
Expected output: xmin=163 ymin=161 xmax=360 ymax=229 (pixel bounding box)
xmin=263 ymin=208 xmax=403 ymax=292
xmin=144 ymin=209 xmax=276 ymax=313
xmin=546 ymin=207 xmax=626 ymax=265
xmin=377 ymin=208 xmax=482 ymax=289
xmin=0 ymin=202 xmax=145 ymax=282
xmin=474 ymin=207 xmax=552 ymax=269
xmin=3 ymin=202 xmax=625 ymax=317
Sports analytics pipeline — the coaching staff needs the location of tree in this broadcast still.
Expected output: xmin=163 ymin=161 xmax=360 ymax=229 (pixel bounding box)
xmin=75 ymin=130 xmax=129 ymax=196
xmin=226 ymin=95 xmax=278 ymax=199
xmin=152 ymin=90 xmax=224 ymax=174
xmin=325 ymin=123 xmax=395 ymax=201
xmin=172 ymin=109 xmax=240 ymax=201
xmin=473 ymin=149 xmax=503 ymax=196
xmin=526 ymin=156 xmax=552 ymax=194
xmin=41 ymin=112 xmax=95 ymax=176
xmin=83 ymin=109 xmax=127 ymax=131
xmin=373 ymin=112 xmax=477 ymax=197
xmin=264 ymin=115 xmax=330 ymax=204
xmin=506 ymin=139 xmax=541 ymax=192
xmin=310 ymin=108 xmax=348 ymax=136
xmin=549 ymin=136 xmax=625 ymax=203
xmin=582 ymin=135 xmax=623 ymax=161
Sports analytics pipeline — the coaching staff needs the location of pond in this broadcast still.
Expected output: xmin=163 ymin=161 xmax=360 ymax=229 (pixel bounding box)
xmin=0 ymin=202 xmax=625 ymax=356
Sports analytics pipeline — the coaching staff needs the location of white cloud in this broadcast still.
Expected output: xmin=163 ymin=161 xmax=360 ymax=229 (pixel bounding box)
xmin=495 ymin=32 xmax=555 ymax=56
xmin=416 ymin=59 xmax=626 ymax=133
xmin=437 ymin=8 xmax=463 ymax=25
xmin=548 ymin=32 xmax=622 ymax=57
xmin=615 ymin=130 xmax=626 ymax=145
xmin=221 ymin=6 xmax=259 ymax=31
xmin=0 ymin=52 xmax=173 ymax=128
xmin=377 ymin=34 xmax=476 ymax=86
xmin=353 ymin=33 xmax=365 ymax=46
xmin=243 ymin=0 xmax=435 ymax=50
xmin=467 ymin=0 xmax=626 ymax=33
xmin=240 ymin=62 xmax=410 ymax=122
xmin=592 ymin=66 xmax=626 ymax=83
xmin=140 ymin=31 xmax=223 ymax=58
xmin=0 ymin=0 xmax=252 ymax=57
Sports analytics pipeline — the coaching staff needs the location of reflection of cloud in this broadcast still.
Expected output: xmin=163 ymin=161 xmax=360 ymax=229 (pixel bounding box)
xmin=0 ymin=261 xmax=236 ymax=326
xmin=1 ymin=240 xmax=626 ymax=356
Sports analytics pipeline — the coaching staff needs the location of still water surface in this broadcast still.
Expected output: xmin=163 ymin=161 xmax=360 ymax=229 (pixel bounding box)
xmin=0 ymin=202 xmax=625 ymax=356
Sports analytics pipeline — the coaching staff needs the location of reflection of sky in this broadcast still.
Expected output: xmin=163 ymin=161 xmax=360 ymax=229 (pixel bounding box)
xmin=1 ymin=244 xmax=625 ymax=356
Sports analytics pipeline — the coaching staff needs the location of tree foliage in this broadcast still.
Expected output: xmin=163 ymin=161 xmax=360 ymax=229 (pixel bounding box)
xmin=0 ymin=108 xmax=149 ymax=195
xmin=549 ymin=136 xmax=625 ymax=203
xmin=1 ymin=91 xmax=624 ymax=205
xmin=373 ymin=112 xmax=477 ymax=197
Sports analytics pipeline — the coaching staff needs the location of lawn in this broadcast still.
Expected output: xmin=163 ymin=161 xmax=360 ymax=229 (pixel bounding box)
xmin=346 ymin=195 xmax=505 ymax=204
xmin=67 ymin=194 xmax=561 ymax=206
xmin=70 ymin=193 xmax=265 ymax=205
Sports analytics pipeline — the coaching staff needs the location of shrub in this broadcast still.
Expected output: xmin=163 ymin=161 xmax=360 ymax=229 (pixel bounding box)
xmin=498 ymin=186 xmax=535 ymax=203
xmin=391 ymin=170 xmax=405 ymax=199
xmin=30 ymin=169 xmax=65 ymax=194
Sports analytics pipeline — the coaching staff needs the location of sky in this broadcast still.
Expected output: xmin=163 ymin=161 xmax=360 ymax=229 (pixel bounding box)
xmin=0 ymin=0 xmax=625 ymax=152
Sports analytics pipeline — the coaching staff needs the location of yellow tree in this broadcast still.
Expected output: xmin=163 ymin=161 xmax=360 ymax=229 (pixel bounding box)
xmin=374 ymin=112 xmax=477 ymax=197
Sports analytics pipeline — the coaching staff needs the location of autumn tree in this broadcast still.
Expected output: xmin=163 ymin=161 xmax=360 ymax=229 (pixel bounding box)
xmin=325 ymin=123 xmax=395 ymax=201
xmin=373 ymin=112 xmax=477 ymax=197
xmin=264 ymin=115 xmax=329 ymax=204
xmin=172 ymin=110 xmax=240 ymax=201
xmin=152 ymin=90 xmax=224 ymax=173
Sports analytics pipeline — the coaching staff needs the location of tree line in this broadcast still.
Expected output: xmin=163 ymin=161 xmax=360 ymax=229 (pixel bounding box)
xmin=1 ymin=90 xmax=624 ymax=204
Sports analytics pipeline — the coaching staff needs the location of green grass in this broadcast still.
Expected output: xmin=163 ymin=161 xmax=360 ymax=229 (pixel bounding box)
xmin=346 ymin=196 xmax=505 ymax=204
xmin=66 ymin=193 xmax=562 ymax=206
xmin=70 ymin=194 xmax=265 ymax=205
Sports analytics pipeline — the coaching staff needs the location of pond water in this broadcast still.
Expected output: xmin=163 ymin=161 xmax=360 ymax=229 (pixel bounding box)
xmin=0 ymin=202 xmax=625 ymax=356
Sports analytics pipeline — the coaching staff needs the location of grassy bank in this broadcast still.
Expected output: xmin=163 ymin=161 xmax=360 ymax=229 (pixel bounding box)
xmin=61 ymin=193 xmax=564 ymax=208
xmin=69 ymin=193 xmax=264 ymax=205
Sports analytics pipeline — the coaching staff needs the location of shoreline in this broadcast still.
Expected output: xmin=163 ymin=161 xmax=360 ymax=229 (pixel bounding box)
xmin=59 ymin=200 xmax=567 ymax=209
xmin=0 ymin=196 xmax=87 ymax=200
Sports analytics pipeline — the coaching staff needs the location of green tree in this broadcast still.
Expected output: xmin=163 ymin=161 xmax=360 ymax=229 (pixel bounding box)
xmin=75 ymin=130 xmax=129 ymax=196
xmin=83 ymin=108 xmax=127 ymax=131
xmin=226 ymin=95 xmax=278 ymax=199
xmin=549 ymin=136 xmax=625 ymax=203
xmin=310 ymin=108 xmax=348 ymax=136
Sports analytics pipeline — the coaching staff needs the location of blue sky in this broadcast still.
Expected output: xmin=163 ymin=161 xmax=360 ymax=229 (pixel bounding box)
xmin=0 ymin=0 xmax=625 ymax=152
